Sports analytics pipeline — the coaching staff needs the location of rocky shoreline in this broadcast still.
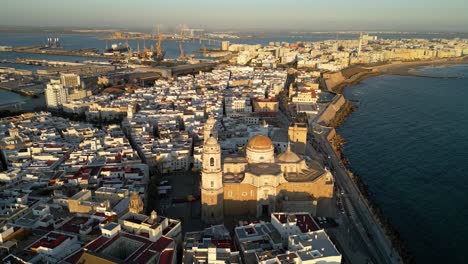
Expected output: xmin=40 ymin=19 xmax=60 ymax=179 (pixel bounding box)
xmin=326 ymin=56 xmax=468 ymax=263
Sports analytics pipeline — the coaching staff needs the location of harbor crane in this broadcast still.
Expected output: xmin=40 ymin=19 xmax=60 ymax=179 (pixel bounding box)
xmin=154 ymin=25 xmax=165 ymax=62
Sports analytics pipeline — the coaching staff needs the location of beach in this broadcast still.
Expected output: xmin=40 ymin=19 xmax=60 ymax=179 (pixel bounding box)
xmin=328 ymin=55 xmax=468 ymax=94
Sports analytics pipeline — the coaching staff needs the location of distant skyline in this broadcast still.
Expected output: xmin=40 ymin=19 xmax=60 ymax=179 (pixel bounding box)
xmin=2 ymin=0 xmax=468 ymax=32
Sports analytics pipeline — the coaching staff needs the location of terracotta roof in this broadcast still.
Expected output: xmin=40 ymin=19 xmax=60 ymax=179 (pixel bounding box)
xmin=159 ymin=249 xmax=174 ymax=264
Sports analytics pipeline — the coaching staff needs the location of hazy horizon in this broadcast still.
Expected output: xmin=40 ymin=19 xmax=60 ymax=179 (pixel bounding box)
xmin=2 ymin=0 xmax=468 ymax=32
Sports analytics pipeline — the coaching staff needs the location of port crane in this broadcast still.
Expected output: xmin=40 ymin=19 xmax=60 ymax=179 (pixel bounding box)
xmin=154 ymin=25 xmax=165 ymax=62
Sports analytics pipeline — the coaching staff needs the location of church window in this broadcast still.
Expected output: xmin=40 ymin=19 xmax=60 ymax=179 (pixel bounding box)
xmin=210 ymin=157 xmax=214 ymax=166
xmin=211 ymin=181 xmax=214 ymax=188
xmin=242 ymin=192 xmax=247 ymax=197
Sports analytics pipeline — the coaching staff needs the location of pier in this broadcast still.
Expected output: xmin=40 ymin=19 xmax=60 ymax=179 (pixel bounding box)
xmin=0 ymin=59 xmax=85 ymax=67
xmin=0 ymin=46 xmax=110 ymax=59
xmin=0 ymin=101 xmax=26 ymax=110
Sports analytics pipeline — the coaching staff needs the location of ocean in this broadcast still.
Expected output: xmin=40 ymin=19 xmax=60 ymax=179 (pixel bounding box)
xmin=0 ymin=89 xmax=45 ymax=111
xmin=0 ymin=32 xmax=467 ymax=262
xmin=338 ymin=64 xmax=468 ymax=263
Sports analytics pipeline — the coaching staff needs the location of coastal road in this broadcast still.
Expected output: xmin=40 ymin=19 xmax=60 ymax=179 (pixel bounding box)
xmin=280 ymin=109 xmax=399 ymax=263
xmin=306 ymin=140 xmax=374 ymax=264
xmin=314 ymin=132 xmax=402 ymax=264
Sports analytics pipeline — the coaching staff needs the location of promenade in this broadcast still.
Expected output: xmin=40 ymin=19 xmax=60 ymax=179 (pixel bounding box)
xmin=310 ymin=123 xmax=402 ymax=264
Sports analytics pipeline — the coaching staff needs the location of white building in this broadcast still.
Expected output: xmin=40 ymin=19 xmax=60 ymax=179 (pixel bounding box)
xmin=288 ymin=230 xmax=342 ymax=264
xmin=45 ymin=79 xmax=69 ymax=109
xmin=100 ymin=222 xmax=121 ymax=238
xmin=292 ymin=90 xmax=318 ymax=104
xmin=29 ymin=231 xmax=79 ymax=261
xmin=60 ymin=73 xmax=81 ymax=88
xmin=271 ymin=212 xmax=320 ymax=244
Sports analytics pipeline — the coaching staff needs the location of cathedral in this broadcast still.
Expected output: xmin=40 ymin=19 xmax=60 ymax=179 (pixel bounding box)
xmin=201 ymin=117 xmax=335 ymax=224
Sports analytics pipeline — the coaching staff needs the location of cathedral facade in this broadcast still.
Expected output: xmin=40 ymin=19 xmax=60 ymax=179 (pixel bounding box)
xmin=201 ymin=118 xmax=335 ymax=224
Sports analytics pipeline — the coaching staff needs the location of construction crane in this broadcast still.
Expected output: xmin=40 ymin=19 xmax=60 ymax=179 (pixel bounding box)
xmin=154 ymin=25 xmax=165 ymax=62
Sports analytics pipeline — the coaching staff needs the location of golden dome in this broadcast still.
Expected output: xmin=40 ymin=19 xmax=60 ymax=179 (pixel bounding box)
xmin=277 ymin=150 xmax=301 ymax=163
xmin=247 ymin=134 xmax=273 ymax=150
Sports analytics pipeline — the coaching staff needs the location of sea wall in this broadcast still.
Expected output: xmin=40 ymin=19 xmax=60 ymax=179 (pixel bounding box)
xmin=316 ymin=94 xmax=346 ymax=126
xmin=321 ymin=67 xmax=379 ymax=93
xmin=322 ymin=71 xmax=345 ymax=92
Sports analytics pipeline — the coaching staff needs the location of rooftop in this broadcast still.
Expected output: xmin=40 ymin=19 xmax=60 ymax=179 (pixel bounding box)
xmin=30 ymin=231 xmax=74 ymax=250
xmin=272 ymin=213 xmax=320 ymax=233
xmin=290 ymin=230 xmax=341 ymax=260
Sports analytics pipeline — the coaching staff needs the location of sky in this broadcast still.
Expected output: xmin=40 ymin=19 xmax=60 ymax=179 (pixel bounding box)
xmin=1 ymin=0 xmax=468 ymax=32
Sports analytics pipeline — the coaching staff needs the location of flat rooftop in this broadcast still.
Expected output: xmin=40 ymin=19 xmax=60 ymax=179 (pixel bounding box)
xmin=272 ymin=213 xmax=320 ymax=233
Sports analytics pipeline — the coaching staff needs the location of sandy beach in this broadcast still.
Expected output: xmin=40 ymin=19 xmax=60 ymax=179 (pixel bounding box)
xmin=370 ymin=55 xmax=468 ymax=75
xmin=330 ymin=55 xmax=468 ymax=94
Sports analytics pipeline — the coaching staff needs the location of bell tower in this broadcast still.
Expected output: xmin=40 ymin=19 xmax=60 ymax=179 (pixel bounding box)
xmin=201 ymin=136 xmax=224 ymax=224
xmin=203 ymin=116 xmax=218 ymax=143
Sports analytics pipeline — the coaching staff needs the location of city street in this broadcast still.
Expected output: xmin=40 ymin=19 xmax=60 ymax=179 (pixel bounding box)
xmin=312 ymin=130 xmax=402 ymax=264
xmin=306 ymin=135 xmax=373 ymax=263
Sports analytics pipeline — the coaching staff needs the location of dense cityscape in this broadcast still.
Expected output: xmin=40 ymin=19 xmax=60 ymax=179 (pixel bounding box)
xmin=1 ymin=1 xmax=468 ymax=264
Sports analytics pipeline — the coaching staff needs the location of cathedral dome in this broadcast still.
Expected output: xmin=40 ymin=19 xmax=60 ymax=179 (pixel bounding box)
xmin=277 ymin=149 xmax=301 ymax=163
xmin=246 ymin=134 xmax=275 ymax=163
xmin=246 ymin=134 xmax=273 ymax=150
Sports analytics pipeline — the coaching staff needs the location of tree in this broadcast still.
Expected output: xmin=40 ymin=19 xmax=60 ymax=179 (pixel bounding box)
xmin=297 ymin=112 xmax=308 ymax=123
xmin=146 ymin=174 xmax=160 ymax=214
xmin=178 ymin=117 xmax=185 ymax=131
xmin=277 ymin=90 xmax=289 ymax=112
xmin=338 ymin=45 xmax=345 ymax=52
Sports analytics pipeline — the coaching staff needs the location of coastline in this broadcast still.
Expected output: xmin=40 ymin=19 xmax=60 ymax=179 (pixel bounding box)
xmin=330 ymin=55 xmax=468 ymax=94
xmin=328 ymin=56 xmax=468 ymax=263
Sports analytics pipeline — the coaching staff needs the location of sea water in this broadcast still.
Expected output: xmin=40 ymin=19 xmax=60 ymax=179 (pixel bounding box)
xmin=338 ymin=64 xmax=468 ymax=263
